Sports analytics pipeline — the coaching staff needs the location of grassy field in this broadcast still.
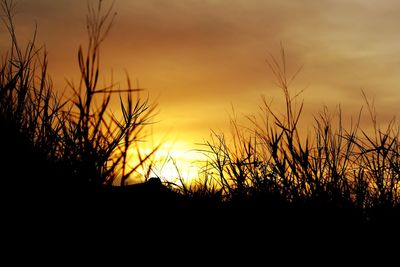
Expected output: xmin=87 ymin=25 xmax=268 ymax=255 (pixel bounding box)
xmin=1 ymin=0 xmax=400 ymax=236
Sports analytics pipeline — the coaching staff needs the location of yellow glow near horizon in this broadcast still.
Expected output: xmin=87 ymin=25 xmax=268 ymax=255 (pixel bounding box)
xmin=148 ymin=142 xmax=208 ymax=183
xmin=124 ymin=140 xmax=209 ymax=185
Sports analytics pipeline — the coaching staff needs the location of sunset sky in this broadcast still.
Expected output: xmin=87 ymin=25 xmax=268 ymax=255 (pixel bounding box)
xmin=2 ymin=0 xmax=400 ymax=180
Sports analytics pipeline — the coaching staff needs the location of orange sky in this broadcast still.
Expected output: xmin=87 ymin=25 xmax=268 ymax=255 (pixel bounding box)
xmin=2 ymin=0 xmax=400 ymax=179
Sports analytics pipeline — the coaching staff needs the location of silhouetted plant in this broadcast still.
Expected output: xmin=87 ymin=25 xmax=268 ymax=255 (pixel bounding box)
xmin=0 ymin=0 xmax=66 ymax=185
xmin=200 ymin=46 xmax=400 ymax=221
xmin=61 ymin=0 xmax=158 ymax=188
xmin=0 ymin=0 xmax=158 ymax=190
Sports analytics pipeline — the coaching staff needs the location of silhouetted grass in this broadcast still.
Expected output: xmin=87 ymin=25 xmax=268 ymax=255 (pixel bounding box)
xmin=1 ymin=0 xmax=400 ymax=230
xmin=198 ymin=47 xmax=400 ymax=224
xmin=0 ymin=0 xmax=158 ymax=203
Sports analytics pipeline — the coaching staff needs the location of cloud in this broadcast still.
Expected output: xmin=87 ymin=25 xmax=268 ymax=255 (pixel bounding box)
xmin=3 ymin=0 xmax=400 ymax=143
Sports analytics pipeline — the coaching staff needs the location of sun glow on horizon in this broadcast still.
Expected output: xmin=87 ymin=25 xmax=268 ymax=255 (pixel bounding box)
xmin=125 ymin=140 xmax=209 ymax=185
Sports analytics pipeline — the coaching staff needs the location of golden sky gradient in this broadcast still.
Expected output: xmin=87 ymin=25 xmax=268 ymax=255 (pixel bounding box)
xmin=3 ymin=0 xmax=400 ymax=179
